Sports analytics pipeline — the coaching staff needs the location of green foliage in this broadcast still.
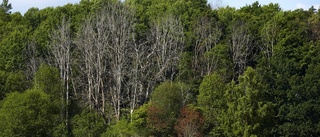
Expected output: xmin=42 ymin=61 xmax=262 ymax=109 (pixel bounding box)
xmin=0 ymin=1 xmax=320 ymax=136
xmin=102 ymin=103 xmax=150 ymax=136
xmin=102 ymin=119 xmax=132 ymax=137
xmin=129 ymin=103 xmax=150 ymax=135
xmin=273 ymin=42 xmax=320 ymax=136
xmin=147 ymin=81 xmax=189 ymax=136
xmin=206 ymin=44 xmax=233 ymax=79
xmin=150 ymin=81 xmax=189 ymax=113
xmin=0 ymin=23 xmax=29 ymax=71
xmin=197 ymin=72 xmax=227 ymax=134
xmin=0 ymin=0 xmax=11 ymax=13
xmin=204 ymin=67 xmax=275 ymax=136
xmin=24 ymin=8 xmax=41 ymax=30
xmin=0 ymin=89 xmax=59 ymax=136
xmin=34 ymin=64 xmax=63 ymax=101
xmin=71 ymin=108 xmax=106 ymax=137
xmin=0 ymin=70 xmax=6 ymax=99
xmin=4 ymin=72 xmax=29 ymax=93
xmin=0 ymin=71 xmax=29 ymax=100
xmin=228 ymin=67 xmax=275 ymax=136
xmin=177 ymin=52 xmax=193 ymax=83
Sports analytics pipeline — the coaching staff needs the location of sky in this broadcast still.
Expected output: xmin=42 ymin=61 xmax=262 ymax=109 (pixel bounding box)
xmin=10 ymin=0 xmax=80 ymax=14
xmin=9 ymin=0 xmax=320 ymax=15
xmin=208 ymin=0 xmax=320 ymax=11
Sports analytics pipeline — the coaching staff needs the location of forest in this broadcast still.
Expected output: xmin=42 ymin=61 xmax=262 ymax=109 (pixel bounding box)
xmin=0 ymin=0 xmax=320 ymax=136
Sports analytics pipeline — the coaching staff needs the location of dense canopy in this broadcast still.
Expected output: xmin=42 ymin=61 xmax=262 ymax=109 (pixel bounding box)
xmin=1 ymin=0 xmax=320 ymax=136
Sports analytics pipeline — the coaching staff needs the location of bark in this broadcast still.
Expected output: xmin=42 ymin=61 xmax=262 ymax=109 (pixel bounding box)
xmin=230 ymin=21 xmax=252 ymax=78
xmin=193 ymin=17 xmax=222 ymax=78
xmin=103 ymin=3 xmax=134 ymax=120
xmin=75 ymin=15 xmax=108 ymax=112
xmin=50 ymin=17 xmax=72 ymax=134
xmin=74 ymin=5 xmax=185 ymax=121
xmin=75 ymin=2 xmax=134 ymax=121
xmin=24 ymin=40 xmax=40 ymax=81
xmin=261 ymin=20 xmax=279 ymax=60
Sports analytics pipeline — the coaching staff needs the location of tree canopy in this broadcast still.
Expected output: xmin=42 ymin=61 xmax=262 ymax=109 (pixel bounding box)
xmin=1 ymin=0 xmax=320 ymax=136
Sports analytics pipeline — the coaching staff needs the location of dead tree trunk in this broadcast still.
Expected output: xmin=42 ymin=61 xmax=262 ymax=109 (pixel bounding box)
xmin=230 ymin=21 xmax=252 ymax=79
xmin=193 ymin=16 xmax=222 ymax=78
xmin=102 ymin=3 xmax=134 ymax=121
xmin=50 ymin=17 xmax=72 ymax=134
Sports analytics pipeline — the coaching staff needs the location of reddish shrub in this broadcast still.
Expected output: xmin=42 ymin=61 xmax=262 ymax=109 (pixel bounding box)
xmin=174 ymin=106 xmax=205 ymax=137
xmin=147 ymin=106 xmax=169 ymax=133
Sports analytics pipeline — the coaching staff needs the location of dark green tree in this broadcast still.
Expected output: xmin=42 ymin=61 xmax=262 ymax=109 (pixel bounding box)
xmin=0 ymin=0 xmax=11 ymax=13
xmin=33 ymin=64 xmax=67 ymax=136
xmin=4 ymin=72 xmax=29 ymax=93
xmin=34 ymin=64 xmax=63 ymax=101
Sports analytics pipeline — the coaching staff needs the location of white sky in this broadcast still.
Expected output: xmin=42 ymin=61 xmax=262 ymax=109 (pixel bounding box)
xmin=9 ymin=0 xmax=320 ymax=15
xmin=208 ymin=0 xmax=320 ymax=11
xmin=10 ymin=0 xmax=80 ymax=14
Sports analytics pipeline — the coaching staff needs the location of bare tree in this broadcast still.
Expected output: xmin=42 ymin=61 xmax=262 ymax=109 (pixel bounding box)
xmin=75 ymin=14 xmax=109 ymax=114
xmin=103 ymin=3 xmax=134 ymax=121
xmin=230 ymin=21 xmax=252 ymax=78
xmin=127 ymin=37 xmax=148 ymax=121
xmin=261 ymin=19 xmax=279 ymax=60
xmin=127 ymin=15 xmax=185 ymax=121
xmin=262 ymin=22 xmax=278 ymax=59
xmin=74 ymin=4 xmax=184 ymax=122
xmin=24 ymin=40 xmax=40 ymax=81
xmin=193 ymin=16 xmax=222 ymax=77
xmin=75 ymin=2 xmax=135 ymax=121
xmin=50 ymin=17 xmax=72 ymax=132
xmin=148 ymin=15 xmax=185 ymax=81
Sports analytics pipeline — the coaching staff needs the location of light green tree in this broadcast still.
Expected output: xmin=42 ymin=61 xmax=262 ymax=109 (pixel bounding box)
xmin=197 ymin=72 xmax=227 ymax=135
xmin=71 ymin=108 xmax=106 ymax=137
xmin=223 ymin=67 xmax=275 ymax=136
xmin=0 ymin=89 xmax=59 ymax=136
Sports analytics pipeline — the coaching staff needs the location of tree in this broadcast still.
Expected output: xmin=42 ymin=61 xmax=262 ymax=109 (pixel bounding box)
xmin=0 ymin=70 xmax=6 ymax=100
xmin=145 ymin=14 xmax=185 ymax=97
xmin=101 ymin=103 xmax=151 ymax=136
xmin=0 ymin=89 xmax=59 ymax=136
xmin=103 ymin=2 xmax=134 ymax=121
xmin=4 ymin=72 xmax=29 ymax=94
xmin=147 ymin=81 xmax=189 ymax=136
xmin=174 ymin=106 xmax=205 ymax=137
xmin=274 ymin=42 xmax=320 ymax=136
xmin=33 ymin=64 xmax=65 ymax=135
xmin=308 ymin=12 xmax=320 ymax=40
xmin=50 ymin=17 xmax=72 ymax=132
xmin=230 ymin=20 xmax=252 ymax=79
xmin=260 ymin=12 xmax=282 ymax=61
xmin=197 ymin=72 xmax=227 ymax=135
xmin=221 ymin=67 xmax=275 ymax=136
xmin=34 ymin=64 xmax=63 ymax=101
xmin=74 ymin=1 xmax=185 ymax=122
xmin=193 ymin=16 xmax=222 ymax=78
xmin=75 ymin=1 xmax=134 ymax=121
xmin=0 ymin=0 xmax=11 ymax=14
xmin=71 ymin=108 xmax=106 ymax=137
xmin=0 ymin=23 xmax=29 ymax=71
xmin=75 ymin=12 xmax=108 ymax=112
